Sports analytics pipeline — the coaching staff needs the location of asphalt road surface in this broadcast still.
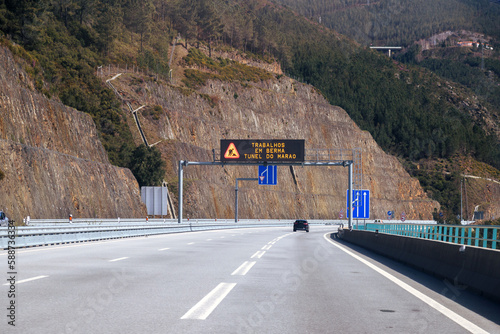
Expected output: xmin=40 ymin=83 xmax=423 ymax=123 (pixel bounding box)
xmin=1 ymin=225 xmax=499 ymax=333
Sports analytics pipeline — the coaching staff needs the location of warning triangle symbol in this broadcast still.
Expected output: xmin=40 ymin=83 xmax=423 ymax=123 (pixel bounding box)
xmin=224 ymin=143 xmax=240 ymax=159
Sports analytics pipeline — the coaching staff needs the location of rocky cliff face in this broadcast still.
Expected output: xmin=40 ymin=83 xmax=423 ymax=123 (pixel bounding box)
xmin=108 ymin=53 xmax=441 ymax=220
xmin=0 ymin=46 xmax=146 ymax=222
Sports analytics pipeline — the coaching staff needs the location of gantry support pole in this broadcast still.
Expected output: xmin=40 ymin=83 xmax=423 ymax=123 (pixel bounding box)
xmin=235 ymin=178 xmax=259 ymax=222
xmin=348 ymin=162 xmax=353 ymax=229
xmin=178 ymin=160 xmax=185 ymax=224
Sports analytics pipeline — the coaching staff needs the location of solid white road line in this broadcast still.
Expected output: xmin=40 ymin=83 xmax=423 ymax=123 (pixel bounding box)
xmin=251 ymin=251 xmax=266 ymax=259
xmin=4 ymin=275 xmax=48 ymax=285
xmin=181 ymin=283 xmax=237 ymax=320
xmin=323 ymin=233 xmax=489 ymax=334
xmin=108 ymin=257 xmax=128 ymax=262
xmin=231 ymin=261 xmax=256 ymax=276
xmin=158 ymin=248 xmax=170 ymax=251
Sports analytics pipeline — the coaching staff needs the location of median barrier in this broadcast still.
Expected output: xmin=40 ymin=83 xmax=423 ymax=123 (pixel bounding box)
xmin=338 ymin=229 xmax=500 ymax=302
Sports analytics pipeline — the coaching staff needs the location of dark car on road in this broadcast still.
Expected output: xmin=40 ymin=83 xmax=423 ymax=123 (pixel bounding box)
xmin=293 ymin=219 xmax=309 ymax=232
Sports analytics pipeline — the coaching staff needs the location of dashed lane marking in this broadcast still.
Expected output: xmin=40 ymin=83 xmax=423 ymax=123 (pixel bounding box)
xmin=181 ymin=283 xmax=237 ymax=320
xmin=4 ymin=275 xmax=48 ymax=285
xmin=108 ymin=257 xmax=128 ymax=262
xmin=251 ymin=251 xmax=266 ymax=259
xmin=231 ymin=261 xmax=256 ymax=276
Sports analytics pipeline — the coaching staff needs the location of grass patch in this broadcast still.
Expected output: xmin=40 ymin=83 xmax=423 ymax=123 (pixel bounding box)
xmin=182 ymin=48 xmax=273 ymax=88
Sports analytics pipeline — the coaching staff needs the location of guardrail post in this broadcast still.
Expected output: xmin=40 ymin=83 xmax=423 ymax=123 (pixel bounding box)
xmin=483 ymin=228 xmax=488 ymax=248
xmin=493 ymin=229 xmax=498 ymax=250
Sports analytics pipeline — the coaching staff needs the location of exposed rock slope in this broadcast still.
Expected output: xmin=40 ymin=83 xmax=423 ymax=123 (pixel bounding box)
xmin=108 ymin=50 xmax=440 ymax=220
xmin=0 ymin=46 xmax=146 ymax=222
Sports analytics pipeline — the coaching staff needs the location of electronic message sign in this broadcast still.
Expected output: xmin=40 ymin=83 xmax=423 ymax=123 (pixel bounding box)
xmin=220 ymin=139 xmax=305 ymax=162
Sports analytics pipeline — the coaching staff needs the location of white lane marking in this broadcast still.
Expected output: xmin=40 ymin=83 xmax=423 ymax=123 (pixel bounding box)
xmin=262 ymin=244 xmax=272 ymax=250
xmin=323 ymin=233 xmax=489 ymax=334
xmin=251 ymin=251 xmax=266 ymax=259
xmin=187 ymin=242 xmax=195 ymax=245
xmin=3 ymin=275 xmax=48 ymax=285
xmin=108 ymin=257 xmax=128 ymax=262
xmin=207 ymin=239 xmax=212 ymax=241
xmin=158 ymin=248 xmax=170 ymax=251
xmin=181 ymin=283 xmax=237 ymax=320
xmin=231 ymin=261 xmax=256 ymax=276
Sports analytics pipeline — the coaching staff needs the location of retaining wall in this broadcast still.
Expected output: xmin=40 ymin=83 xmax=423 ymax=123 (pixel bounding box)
xmin=338 ymin=229 xmax=500 ymax=302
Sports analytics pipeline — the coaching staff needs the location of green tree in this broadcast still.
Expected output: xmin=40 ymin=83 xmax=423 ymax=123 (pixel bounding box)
xmin=3 ymin=0 xmax=44 ymax=48
xmin=95 ymin=0 xmax=123 ymax=55
xmin=128 ymin=145 xmax=165 ymax=187
xmin=124 ymin=0 xmax=155 ymax=52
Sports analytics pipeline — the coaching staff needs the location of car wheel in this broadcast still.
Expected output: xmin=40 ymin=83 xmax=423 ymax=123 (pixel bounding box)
xmin=306 ymin=229 xmax=309 ymax=232
xmin=293 ymin=229 xmax=296 ymax=232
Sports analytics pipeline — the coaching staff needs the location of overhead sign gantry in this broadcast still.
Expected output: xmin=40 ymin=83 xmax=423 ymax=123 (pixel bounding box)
xmin=177 ymin=140 xmax=360 ymax=229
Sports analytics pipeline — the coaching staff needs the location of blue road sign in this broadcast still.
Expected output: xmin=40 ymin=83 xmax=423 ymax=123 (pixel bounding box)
xmin=346 ymin=189 xmax=370 ymax=219
xmin=258 ymin=165 xmax=277 ymax=185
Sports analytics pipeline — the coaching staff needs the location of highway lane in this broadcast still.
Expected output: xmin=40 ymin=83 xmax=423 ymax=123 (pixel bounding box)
xmin=1 ymin=225 xmax=499 ymax=333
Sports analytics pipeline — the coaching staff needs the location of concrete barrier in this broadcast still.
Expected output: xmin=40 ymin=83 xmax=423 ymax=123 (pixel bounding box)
xmin=338 ymin=229 xmax=500 ymax=302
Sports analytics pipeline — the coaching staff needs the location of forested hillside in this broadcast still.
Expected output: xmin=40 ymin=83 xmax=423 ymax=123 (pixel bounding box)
xmin=1 ymin=0 xmax=499 ymax=221
xmin=273 ymin=0 xmax=500 ymax=46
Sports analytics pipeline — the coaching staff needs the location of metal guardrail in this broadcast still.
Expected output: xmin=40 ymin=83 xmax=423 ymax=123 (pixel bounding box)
xmin=0 ymin=219 xmax=333 ymax=249
xmin=355 ymin=223 xmax=499 ymax=250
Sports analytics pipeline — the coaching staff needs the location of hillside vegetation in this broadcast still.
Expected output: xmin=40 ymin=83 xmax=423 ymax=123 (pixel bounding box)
xmin=273 ymin=0 xmax=500 ymax=46
xmin=1 ymin=0 xmax=499 ymax=221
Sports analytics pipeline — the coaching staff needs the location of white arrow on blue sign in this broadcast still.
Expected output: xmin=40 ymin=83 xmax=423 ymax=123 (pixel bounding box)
xmin=346 ymin=189 xmax=370 ymax=219
xmin=258 ymin=165 xmax=277 ymax=185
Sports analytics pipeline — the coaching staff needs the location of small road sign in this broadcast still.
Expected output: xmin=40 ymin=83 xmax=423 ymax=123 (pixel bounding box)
xmin=401 ymin=211 xmax=406 ymax=222
xmin=346 ymin=189 xmax=370 ymax=219
xmin=258 ymin=165 xmax=277 ymax=185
